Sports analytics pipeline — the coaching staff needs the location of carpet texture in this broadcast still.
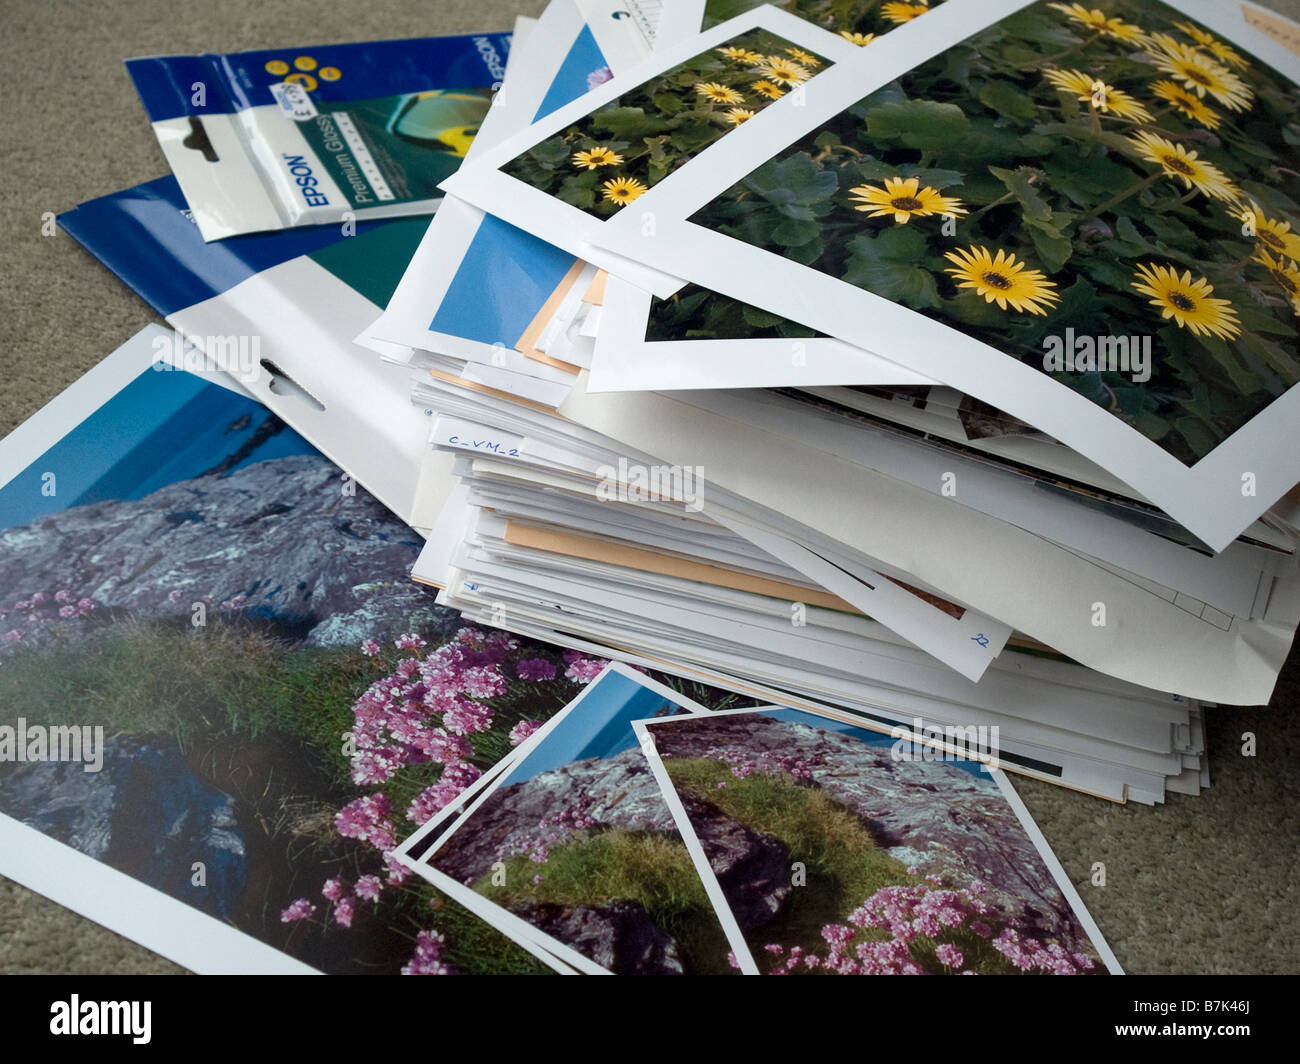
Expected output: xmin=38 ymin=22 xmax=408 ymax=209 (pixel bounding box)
xmin=1 ymin=0 xmax=1298 ymax=975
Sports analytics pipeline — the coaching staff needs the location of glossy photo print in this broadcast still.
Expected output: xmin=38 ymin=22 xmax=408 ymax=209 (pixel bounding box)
xmin=639 ymin=707 xmax=1122 ymax=976
xmin=689 ymin=0 xmax=1300 ymax=466
xmin=587 ymin=0 xmax=1300 ymax=550
xmin=0 ymin=332 xmax=631 ymax=974
xmin=502 ymin=26 xmax=833 ymax=218
xmin=406 ymin=665 xmax=752 ymax=975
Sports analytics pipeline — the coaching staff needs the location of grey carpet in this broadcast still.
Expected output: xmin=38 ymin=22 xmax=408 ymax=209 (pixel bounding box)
xmin=1 ymin=0 xmax=1297 ymax=974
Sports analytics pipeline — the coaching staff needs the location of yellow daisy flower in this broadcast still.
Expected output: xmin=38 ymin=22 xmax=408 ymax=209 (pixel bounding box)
xmin=1207 ymin=39 xmax=1250 ymax=71
xmin=723 ymin=107 xmax=756 ymax=125
xmin=757 ymin=57 xmax=811 ymax=86
xmin=1149 ymin=80 xmax=1221 ymax=129
xmin=717 ymin=46 xmax=765 ymax=64
xmin=1145 ymin=36 xmax=1253 ymax=111
xmin=1127 ymin=131 xmax=1240 ymax=203
xmin=1042 ymin=69 xmax=1153 ymax=121
xmin=882 ymin=1 xmax=930 ymax=25
xmin=572 ymin=146 xmax=624 ymax=170
xmin=944 ymin=246 xmax=1061 ymax=315
xmin=839 ymin=30 xmax=877 ymax=46
xmin=694 ymin=81 xmax=746 ymax=105
xmin=751 ymin=79 xmax=785 ymax=99
xmin=1172 ymin=20 xmax=1249 ymax=69
xmin=849 ymin=176 xmax=968 ymax=225
xmin=1253 ymin=248 xmax=1300 ymax=312
xmin=1131 ymin=263 xmax=1241 ymax=340
xmin=601 ymin=176 xmax=648 ymax=206
xmin=1047 ymin=3 xmax=1145 ymax=41
xmin=1237 ymin=204 xmax=1300 ymax=262
xmin=784 ymin=46 xmax=822 ymax=67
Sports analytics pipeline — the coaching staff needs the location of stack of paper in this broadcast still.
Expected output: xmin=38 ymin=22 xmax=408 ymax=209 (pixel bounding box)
xmin=352 ymin=0 xmax=1300 ymax=806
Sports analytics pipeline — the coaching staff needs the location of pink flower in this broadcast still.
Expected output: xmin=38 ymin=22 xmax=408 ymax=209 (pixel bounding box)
xmin=321 ymin=877 xmax=347 ymax=902
xmin=508 ymin=720 xmax=543 ymax=747
xmin=30 ymin=592 xmax=48 ymax=605
xmin=935 ymin=943 xmax=964 ymax=969
xmin=279 ymin=898 xmax=316 ymax=922
xmin=333 ymin=896 xmax=356 ymax=929
xmin=444 ymin=699 xmax=494 ymax=736
xmin=586 ymin=66 xmax=613 ymax=89
xmin=168 ymin=590 xmax=183 ymax=602
xmin=360 ymin=639 xmax=382 ymax=657
xmin=3 ymin=630 xmax=23 ymax=644
xmin=55 ymin=590 xmax=74 ymax=603
xmin=335 ymin=793 xmax=396 ymax=851
xmin=402 ymin=930 xmax=454 ymax=975
xmin=383 ymin=851 xmax=412 ymax=885
xmin=395 ymin=633 xmax=427 ymax=650
xmin=563 ymin=656 xmax=606 ymax=684
xmin=354 ymin=875 xmax=383 ymax=902
xmin=532 ymin=874 xmax=543 ymax=884
xmin=515 ymin=657 xmax=557 ymax=682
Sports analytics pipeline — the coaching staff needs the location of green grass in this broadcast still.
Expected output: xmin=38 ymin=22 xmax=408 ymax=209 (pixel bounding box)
xmin=427 ymin=891 xmax=555 ymax=976
xmin=0 ymin=617 xmax=361 ymax=762
xmin=478 ymin=828 xmax=734 ymax=974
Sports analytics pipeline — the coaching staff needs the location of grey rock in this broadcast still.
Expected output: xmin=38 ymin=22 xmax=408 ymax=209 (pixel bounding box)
xmin=514 ymin=900 xmax=684 ymax=975
xmin=680 ymin=790 xmax=791 ymax=932
xmin=0 ymin=455 xmax=453 ymax=650
xmin=0 ymin=736 xmax=245 ymax=921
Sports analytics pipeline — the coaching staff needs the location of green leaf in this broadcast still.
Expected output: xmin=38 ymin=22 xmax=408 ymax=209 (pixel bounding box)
xmin=1028 ymin=225 xmax=1074 ymax=273
xmin=988 ymin=165 xmax=1052 ymax=224
xmin=555 ymin=181 xmax=596 ymax=209
xmin=528 ymin=137 xmax=571 ymax=170
xmin=770 ymin=216 xmax=823 ymax=247
xmin=1237 ymin=305 xmax=1298 ymax=338
xmin=864 ymin=99 xmax=971 ymax=151
xmin=978 ymin=79 xmax=1039 ymax=121
xmin=1198 ymin=335 xmax=1264 ymax=395
xmin=1174 ymin=416 xmax=1221 ymax=459
xmin=741 ymin=304 xmax=785 ymax=328
xmin=1133 ymin=409 xmax=1173 ymax=441
xmin=652 ymin=92 xmax=684 ymax=116
xmin=1239 ymin=333 xmax=1300 ymax=386
xmin=844 ymin=228 xmax=940 ymax=308
xmin=590 ymin=106 xmax=674 ymax=140
xmin=744 ymin=153 xmax=839 ymax=207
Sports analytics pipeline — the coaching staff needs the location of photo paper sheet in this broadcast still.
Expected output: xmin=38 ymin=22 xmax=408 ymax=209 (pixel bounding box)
xmin=400 ymin=663 xmax=749 ymax=974
xmin=363 ymin=0 xmax=620 ymax=368
xmin=128 ymin=33 xmax=512 ymax=240
xmin=588 ymin=0 xmax=1300 ymax=552
xmin=593 ymin=1 xmax=1297 ymax=400
xmin=438 ymin=6 xmax=862 ymax=293
xmin=636 ymin=705 xmax=1123 ymax=975
xmin=0 ymin=327 xmax=649 ymax=975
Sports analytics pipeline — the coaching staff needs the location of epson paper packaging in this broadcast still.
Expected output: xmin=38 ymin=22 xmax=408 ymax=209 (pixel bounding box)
xmin=127 ymin=33 xmax=511 ymax=240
